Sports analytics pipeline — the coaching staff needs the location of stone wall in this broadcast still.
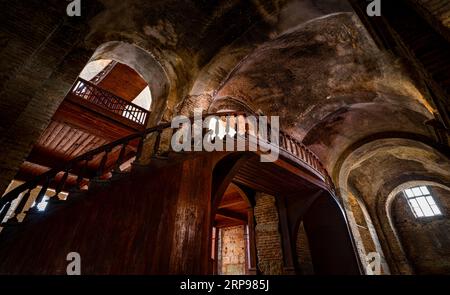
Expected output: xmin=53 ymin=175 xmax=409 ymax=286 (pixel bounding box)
xmin=349 ymin=195 xmax=377 ymax=255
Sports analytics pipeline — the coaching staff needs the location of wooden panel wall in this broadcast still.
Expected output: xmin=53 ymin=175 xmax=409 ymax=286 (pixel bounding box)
xmin=0 ymin=154 xmax=215 ymax=274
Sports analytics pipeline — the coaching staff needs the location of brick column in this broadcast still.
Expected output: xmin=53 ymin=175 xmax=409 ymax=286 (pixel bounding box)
xmin=253 ymin=192 xmax=284 ymax=275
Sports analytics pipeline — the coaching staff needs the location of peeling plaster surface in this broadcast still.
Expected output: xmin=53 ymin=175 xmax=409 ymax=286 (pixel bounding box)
xmin=211 ymin=13 xmax=436 ymax=172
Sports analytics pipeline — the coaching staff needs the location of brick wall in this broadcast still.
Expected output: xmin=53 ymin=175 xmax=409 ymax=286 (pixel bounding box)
xmin=253 ymin=193 xmax=284 ymax=275
xmin=218 ymin=225 xmax=246 ymax=275
xmin=0 ymin=1 xmax=97 ymax=195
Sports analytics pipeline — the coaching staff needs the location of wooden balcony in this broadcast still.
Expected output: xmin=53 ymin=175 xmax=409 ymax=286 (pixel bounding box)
xmin=69 ymin=78 xmax=150 ymax=129
xmin=15 ymin=78 xmax=149 ymax=184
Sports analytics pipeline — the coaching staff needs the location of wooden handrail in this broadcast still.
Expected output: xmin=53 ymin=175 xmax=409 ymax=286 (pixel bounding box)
xmin=0 ymin=112 xmax=334 ymax=227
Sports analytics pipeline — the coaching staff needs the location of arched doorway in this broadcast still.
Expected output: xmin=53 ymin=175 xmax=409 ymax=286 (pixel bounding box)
xmin=79 ymin=58 xmax=152 ymax=116
xmin=212 ymin=183 xmax=255 ymax=275
xmin=88 ymin=41 xmax=169 ymax=127
xmin=302 ymin=193 xmax=362 ymax=275
xmin=209 ymin=152 xmax=362 ymax=275
xmin=209 ymin=153 xmax=258 ymax=275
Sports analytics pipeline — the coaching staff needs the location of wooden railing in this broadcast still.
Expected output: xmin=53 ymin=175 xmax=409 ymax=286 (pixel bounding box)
xmin=71 ymin=78 xmax=149 ymax=125
xmin=278 ymin=132 xmax=334 ymax=189
xmin=0 ymin=112 xmax=334 ymax=228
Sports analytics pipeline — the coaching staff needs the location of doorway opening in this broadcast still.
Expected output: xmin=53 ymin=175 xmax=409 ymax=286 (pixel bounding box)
xmin=212 ymin=183 xmax=253 ymax=275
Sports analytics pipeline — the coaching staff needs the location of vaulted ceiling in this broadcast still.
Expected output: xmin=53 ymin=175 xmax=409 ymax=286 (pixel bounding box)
xmin=2 ymin=0 xmax=449 ymax=206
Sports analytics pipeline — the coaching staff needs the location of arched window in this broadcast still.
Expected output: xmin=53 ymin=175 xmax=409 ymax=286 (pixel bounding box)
xmin=402 ymin=186 xmax=442 ymax=218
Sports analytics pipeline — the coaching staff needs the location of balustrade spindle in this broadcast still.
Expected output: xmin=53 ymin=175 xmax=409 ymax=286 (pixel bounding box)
xmin=305 ymin=151 xmax=311 ymax=166
xmin=310 ymin=155 xmax=316 ymax=169
xmin=315 ymin=157 xmax=320 ymax=171
xmin=282 ymin=134 xmax=288 ymax=151
xmin=285 ymin=136 xmax=290 ymax=151
xmin=298 ymin=145 xmax=304 ymax=160
xmin=288 ymin=136 xmax=295 ymax=154
xmin=0 ymin=202 xmax=12 ymax=224
xmin=97 ymin=149 xmax=111 ymax=177
xmin=285 ymin=136 xmax=290 ymax=153
xmin=303 ymin=147 xmax=309 ymax=162
xmin=294 ymin=140 xmax=300 ymax=157
xmin=31 ymin=176 xmax=52 ymax=213
xmin=76 ymin=159 xmax=90 ymax=189
xmin=53 ymin=170 xmax=69 ymax=198
xmin=153 ymin=130 xmax=162 ymax=155
xmin=136 ymin=135 xmax=145 ymax=159
xmin=114 ymin=143 xmax=128 ymax=172
xmin=12 ymin=189 xmax=32 ymax=221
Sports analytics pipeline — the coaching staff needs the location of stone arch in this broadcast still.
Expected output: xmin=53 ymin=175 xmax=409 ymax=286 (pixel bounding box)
xmin=89 ymin=41 xmax=170 ymax=126
xmin=350 ymin=190 xmax=391 ymax=274
xmin=302 ymin=193 xmax=362 ymax=275
xmin=336 ymin=137 xmax=450 ymax=274
xmin=208 ymin=96 xmax=258 ymax=114
xmin=382 ymin=180 xmax=450 ymax=274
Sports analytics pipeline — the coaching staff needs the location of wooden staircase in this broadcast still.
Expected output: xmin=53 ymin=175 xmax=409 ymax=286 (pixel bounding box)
xmin=0 ymin=112 xmax=335 ymax=236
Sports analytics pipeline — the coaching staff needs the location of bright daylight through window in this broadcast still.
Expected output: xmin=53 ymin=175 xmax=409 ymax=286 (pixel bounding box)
xmin=403 ymin=186 xmax=442 ymax=218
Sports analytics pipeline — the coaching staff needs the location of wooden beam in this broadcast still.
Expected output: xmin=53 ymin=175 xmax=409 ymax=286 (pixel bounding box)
xmin=218 ymin=198 xmax=246 ymax=209
xmin=55 ymin=96 xmax=143 ymax=138
xmin=214 ymin=219 xmax=246 ymax=228
xmin=216 ymin=208 xmax=247 ymax=223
